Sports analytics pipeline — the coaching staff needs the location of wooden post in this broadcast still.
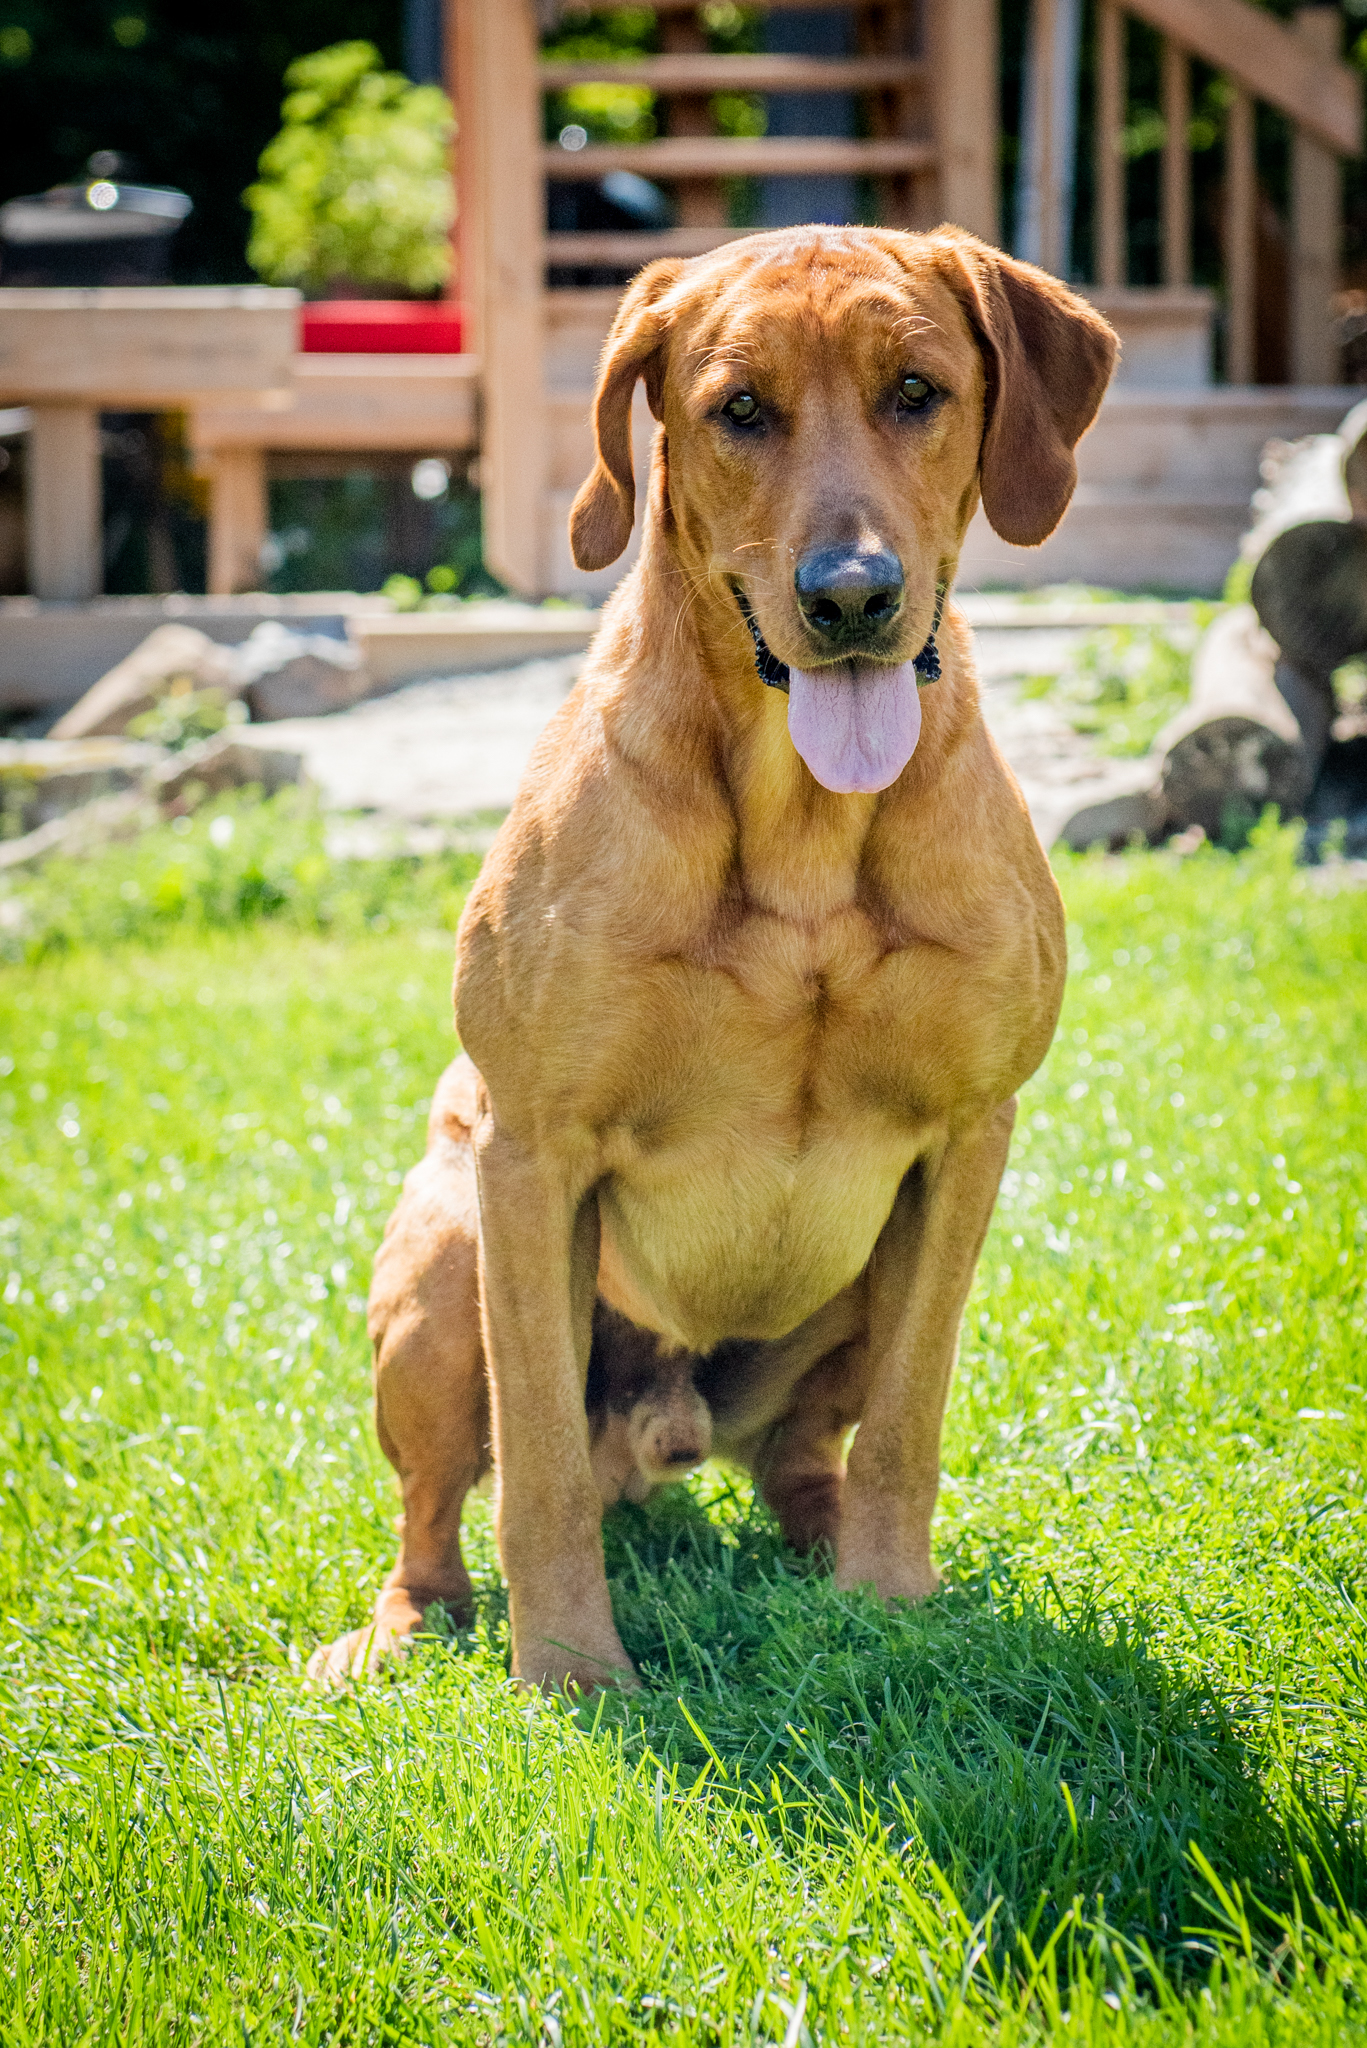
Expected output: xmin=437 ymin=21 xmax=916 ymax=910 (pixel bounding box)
xmin=1095 ymin=1 xmax=1126 ymax=287
xmin=1160 ymin=38 xmax=1191 ymax=288
xmin=660 ymin=13 xmax=726 ymax=230
xmin=1291 ymin=6 xmax=1342 ymax=385
xmin=443 ymin=0 xmax=463 ymax=308
xmin=27 ymin=406 xmax=101 ymax=601
xmin=457 ymin=0 xmax=545 ymax=594
xmin=1018 ymin=0 xmax=1080 ymax=276
xmin=1225 ymin=84 xmax=1256 ymax=384
xmin=926 ymin=0 xmax=999 ymax=244
xmin=449 ymin=0 xmax=483 ymax=348
xmin=204 ymin=448 xmax=268 ymax=595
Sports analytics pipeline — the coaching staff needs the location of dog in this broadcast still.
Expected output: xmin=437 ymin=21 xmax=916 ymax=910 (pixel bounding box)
xmin=308 ymin=225 xmax=1116 ymax=1692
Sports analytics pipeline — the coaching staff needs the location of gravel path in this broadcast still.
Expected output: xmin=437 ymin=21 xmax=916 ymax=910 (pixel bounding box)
xmin=249 ymin=627 xmax=1126 ymax=850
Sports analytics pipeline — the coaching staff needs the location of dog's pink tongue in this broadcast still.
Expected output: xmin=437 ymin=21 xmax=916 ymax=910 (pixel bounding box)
xmin=787 ymin=659 xmax=923 ymax=794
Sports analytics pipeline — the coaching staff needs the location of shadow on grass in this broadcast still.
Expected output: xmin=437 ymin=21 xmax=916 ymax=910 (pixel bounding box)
xmin=561 ymin=1484 xmax=1366 ymax=1972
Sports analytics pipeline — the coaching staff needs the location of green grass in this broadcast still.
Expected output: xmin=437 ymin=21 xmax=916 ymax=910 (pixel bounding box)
xmin=1 ymin=822 xmax=1365 ymax=2042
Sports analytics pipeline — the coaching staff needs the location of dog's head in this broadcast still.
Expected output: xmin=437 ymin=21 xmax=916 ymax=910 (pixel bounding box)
xmin=570 ymin=227 xmax=1116 ymax=792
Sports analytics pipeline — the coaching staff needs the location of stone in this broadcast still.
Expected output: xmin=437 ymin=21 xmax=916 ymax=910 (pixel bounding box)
xmin=229 ymin=620 xmax=370 ymax=721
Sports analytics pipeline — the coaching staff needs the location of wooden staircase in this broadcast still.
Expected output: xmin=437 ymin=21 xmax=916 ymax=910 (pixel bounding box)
xmin=451 ymin=0 xmax=1363 ymax=600
xmin=453 ymin=0 xmax=997 ymax=597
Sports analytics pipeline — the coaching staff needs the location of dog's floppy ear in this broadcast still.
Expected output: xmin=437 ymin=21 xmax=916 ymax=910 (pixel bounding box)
xmin=570 ymin=259 xmax=686 ymax=572
xmin=934 ymin=231 xmax=1118 ymax=547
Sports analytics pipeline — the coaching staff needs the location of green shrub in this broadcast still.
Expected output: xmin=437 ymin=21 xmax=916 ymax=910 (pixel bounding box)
xmin=245 ymin=41 xmax=454 ymax=296
xmin=1021 ymin=616 xmax=1215 ymax=757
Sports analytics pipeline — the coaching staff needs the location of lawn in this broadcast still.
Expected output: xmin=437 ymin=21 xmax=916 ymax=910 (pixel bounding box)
xmin=1 ymin=815 xmax=1365 ymax=2044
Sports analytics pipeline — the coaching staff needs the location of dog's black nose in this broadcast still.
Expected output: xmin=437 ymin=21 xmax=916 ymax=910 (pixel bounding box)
xmin=794 ymin=546 xmax=904 ymax=643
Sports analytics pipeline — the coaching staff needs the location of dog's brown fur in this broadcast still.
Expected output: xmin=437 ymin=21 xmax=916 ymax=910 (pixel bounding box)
xmin=308 ymin=226 xmax=1116 ymax=1692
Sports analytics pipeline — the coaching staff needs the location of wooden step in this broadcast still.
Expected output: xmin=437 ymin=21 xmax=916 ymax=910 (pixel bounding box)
xmin=546 ymin=227 xmax=755 ymax=267
xmin=540 ymin=54 xmax=926 ymax=93
xmin=544 ymin=136 xmax=936 ymax=181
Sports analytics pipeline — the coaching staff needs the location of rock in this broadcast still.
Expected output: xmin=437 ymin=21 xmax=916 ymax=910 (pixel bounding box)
xmin=150 ymin=731 xmax=305 ymax=805
xmin=230 ymin=621 xmax=369 ymax=721
xmin=0 ymin=736 xmax=162 ymax=836
xmin=47 ymin=625 xmax=240 ymax=740
xmin=1156 ymin=605 xmax=1321 ymax=837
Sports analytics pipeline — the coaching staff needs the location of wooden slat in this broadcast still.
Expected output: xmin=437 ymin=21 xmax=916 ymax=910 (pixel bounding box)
xmin=546 ymin=228 xmax=754 ymax=266
xmin=926 ymin=0 xmax=999 ymax=244
xmin=540 ymin=54 xmax=926 ymax=92
xmin=1160 ymin=38 xmax=1191 ymax=289
xmin=1291 ymin=5 xmax=1342 ymax=384
xmin=1125 ymin=0 xmax=1361 ymax=157
xmin=1225 ymin=84 xmax=1256 ymax=384
xmin=1095 ymin=0 xmax=1125 ymax=289
xmin=543 ymin=136 xmax=936 ymax=180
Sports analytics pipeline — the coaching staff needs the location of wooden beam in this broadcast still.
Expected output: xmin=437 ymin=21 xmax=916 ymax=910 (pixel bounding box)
xmin=546 ymin=229 xmax=753 ymax=266
xmin=925 ymin=0 xmax=999 ymax=244
xmin=0 ymin=288 xmax=297 ymax=408
xmin=1095 ymin=0 xmax=1125 ymax=288
xmin=26 ymin=406 xmax=101 ymax=601
xmin=1225 ymin=84 xmax=1256 ymax=383
xmin=190 ymin=356 xmax=481 ymax=454
xmin=544 ymin=136 xmax=936 ymax=180
xmin=1124 ymin=0 xmax=1360 ymax=157
xmin=1291 ymin=6 xmax=1342 ymax=384
xmin=464 ymin=0 xmax=545 ymax=595
xmin=204 ymin=448 xmax=268 ymax=596
xmin=1161 ymin=38 xmax=1191 ymax=288
xmin=540 ymin=54 xmax=927 ymax=92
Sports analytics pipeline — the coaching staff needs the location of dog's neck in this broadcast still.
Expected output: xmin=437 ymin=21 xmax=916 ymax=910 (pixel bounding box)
xmin=601 ymin=517 xmax=974 ymax=923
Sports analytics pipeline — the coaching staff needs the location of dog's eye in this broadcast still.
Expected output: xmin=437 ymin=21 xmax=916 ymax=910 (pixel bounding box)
xmin=897 ymin=374 xmax=934 ymax=412
xmin=722 ymin=392 xmax=760 ymax=425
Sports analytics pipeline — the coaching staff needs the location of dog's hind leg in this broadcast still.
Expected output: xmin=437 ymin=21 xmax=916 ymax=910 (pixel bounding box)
xmin=743 ymin=1338 xmax=871 ymax=1557
xmin=308 ymin=1058 xmax=491 ymax=1686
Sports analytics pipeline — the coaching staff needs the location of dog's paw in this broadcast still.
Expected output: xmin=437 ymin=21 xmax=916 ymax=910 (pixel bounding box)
xmin=833 ymin=1555 xmax=941 ymax=1606
xmin=305 ymin=1619 xmax=411 ymax=1689
xmin=512 ymin=1624 xmax=639 ymax=1697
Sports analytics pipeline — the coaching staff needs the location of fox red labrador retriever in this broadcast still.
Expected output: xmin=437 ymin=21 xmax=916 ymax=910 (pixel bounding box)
xmin=309 ymin=225 xmax=1116 ymax=1692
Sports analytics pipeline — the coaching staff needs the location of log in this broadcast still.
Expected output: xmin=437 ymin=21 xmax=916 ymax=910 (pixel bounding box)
xmin=1162 ymin=397 xmax=1367 ymax=838
xmin=1156 ymin=604 xmax=1323 ymax=836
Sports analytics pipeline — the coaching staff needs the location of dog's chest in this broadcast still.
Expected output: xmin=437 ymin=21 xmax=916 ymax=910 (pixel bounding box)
xmin=591 ymin=899 xmax=977 ymax=1349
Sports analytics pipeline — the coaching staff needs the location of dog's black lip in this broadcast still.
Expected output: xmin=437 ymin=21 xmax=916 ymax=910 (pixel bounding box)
xmin=733 ymin=584 xmax=943 ymax=694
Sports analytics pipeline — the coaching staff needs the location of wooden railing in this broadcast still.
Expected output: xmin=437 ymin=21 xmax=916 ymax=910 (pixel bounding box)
xmin=1071 ymin=0 xmax=1361 ymax=383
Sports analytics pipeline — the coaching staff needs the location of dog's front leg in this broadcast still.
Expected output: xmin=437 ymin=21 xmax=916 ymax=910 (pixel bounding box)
xmin=475 ymin=1124 xmax=635 ymax=1692
xmin=836 ymin=1100 xmax=1017 ymax=1605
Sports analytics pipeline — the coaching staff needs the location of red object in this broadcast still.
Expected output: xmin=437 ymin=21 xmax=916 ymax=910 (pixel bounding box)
xmin=301 ymin=300 xmax=465 ymax=354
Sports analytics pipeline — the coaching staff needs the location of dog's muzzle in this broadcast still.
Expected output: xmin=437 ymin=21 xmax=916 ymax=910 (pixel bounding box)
xmin=735 ymin=586 xmax=945 ymax=693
